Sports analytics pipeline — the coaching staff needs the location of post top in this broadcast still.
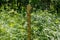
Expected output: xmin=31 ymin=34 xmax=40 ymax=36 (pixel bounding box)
xmin=27 ymin=4 xmax=32 ymax=11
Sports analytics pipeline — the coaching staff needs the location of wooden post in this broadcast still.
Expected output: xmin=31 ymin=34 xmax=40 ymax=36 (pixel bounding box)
xmin=27 ymin=4 xmax=32 ymax=40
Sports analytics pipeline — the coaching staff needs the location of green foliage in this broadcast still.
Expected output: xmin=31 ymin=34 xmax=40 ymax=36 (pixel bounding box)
xmin=0 ymin=9 xmax=60 ymax=40
xmin=0 ymin=0 xmax=60 ymax=40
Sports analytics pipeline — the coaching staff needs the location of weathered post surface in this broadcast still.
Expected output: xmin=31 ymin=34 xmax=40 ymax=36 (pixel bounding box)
xmin=27 ymin=4 xmax=32 ymax=40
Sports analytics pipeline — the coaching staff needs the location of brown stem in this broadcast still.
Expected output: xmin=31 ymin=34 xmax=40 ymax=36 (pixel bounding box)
xmin=27 ymin=4 xmax=32 ymax=40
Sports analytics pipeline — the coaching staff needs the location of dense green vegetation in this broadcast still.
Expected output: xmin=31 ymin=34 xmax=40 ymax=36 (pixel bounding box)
xmin=0 ymin=0 xmax=60 ymax=40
